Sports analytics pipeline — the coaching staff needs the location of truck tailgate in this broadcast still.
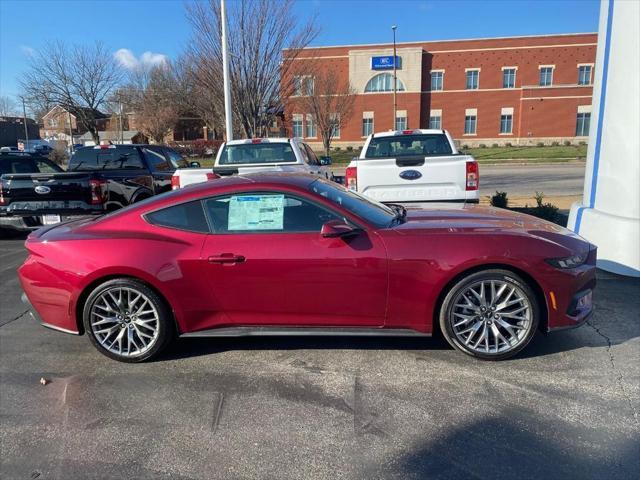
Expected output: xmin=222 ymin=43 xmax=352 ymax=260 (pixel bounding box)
xmin=1 ymin=172 xmax=100 ymax=215
xmin=356 ymin=155 xmax=473 ymax=202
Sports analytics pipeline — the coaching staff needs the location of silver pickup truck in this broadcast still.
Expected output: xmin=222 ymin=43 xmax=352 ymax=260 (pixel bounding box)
xmin=172 ymin=138 xmax=333 ymax=188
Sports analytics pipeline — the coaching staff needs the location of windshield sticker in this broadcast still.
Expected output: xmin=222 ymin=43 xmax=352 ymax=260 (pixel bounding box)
xmin=228 ymin=195 xmax=285 ymax=231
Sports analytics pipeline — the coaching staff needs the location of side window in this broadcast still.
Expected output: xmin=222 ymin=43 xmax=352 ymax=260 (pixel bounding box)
xmin=165 ymin=148 xmax=188 ymax=168
xmin=145 ymin=200 xmax=209 ymax=233
xmin=297 ymin=143 xmax=310 ymax=164
xmin=144 ymin=147 xmax=171 ymax=171
xmin=303 ymin=144 xmax=320 ymax=165
xmin=204 ymin=193 xmax=342 ymax=234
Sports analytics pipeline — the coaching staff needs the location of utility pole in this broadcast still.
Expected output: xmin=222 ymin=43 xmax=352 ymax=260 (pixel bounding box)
xmin=67 ymin=109 xmax=74 ymax=153
xmin=392 ymin=25 xmax=397 ymax=130
xmin=221 ymin=0 xmax=233 ymax=141
xmin=21 ymin=97 xmax=29 ymax=150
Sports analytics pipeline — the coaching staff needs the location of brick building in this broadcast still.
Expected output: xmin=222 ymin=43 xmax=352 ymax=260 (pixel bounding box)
xmin=284 ymin=33 xmax=596 ymax=148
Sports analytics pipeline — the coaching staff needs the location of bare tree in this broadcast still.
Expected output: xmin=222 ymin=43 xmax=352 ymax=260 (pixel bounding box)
xmin=117 ymin=64 xmax=180 ymax=143
xmin=20 ymin=42 xmax=122 ymax=144
xmin=185 ymin=0 xmax=318 ymax=138
xmin=298 ymin=67 xmax=356 ymax=155
xmin=0 ymin=95 xmax=18 ymax=116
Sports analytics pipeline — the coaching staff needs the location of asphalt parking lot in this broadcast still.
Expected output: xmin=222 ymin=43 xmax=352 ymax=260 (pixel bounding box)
xmin=1 ymin=234 xmax=639 ymax=480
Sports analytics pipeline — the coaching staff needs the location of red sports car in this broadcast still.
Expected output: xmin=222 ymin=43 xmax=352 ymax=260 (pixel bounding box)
xmin=19 ymin=173 xmax=596 ymax=362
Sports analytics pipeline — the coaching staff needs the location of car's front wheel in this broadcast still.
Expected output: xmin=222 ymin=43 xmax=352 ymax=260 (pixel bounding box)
xmin=83 ymin=278 xmax=174 ymax=362
xmin=439 ymin=269 xmax=539 ymax=360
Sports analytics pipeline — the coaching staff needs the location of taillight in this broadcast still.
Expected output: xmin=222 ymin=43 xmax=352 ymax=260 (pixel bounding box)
xmin=345 ymin=166 xmax=357 ymax=191
xmin=171 ymin=174 xmax=180 ymax=190
xmin=0 ymin=185 xmax=6 ymax=206
xmin=206 ymin=172 xmax=220 ymax=181
xmin=466 ymin=161 xmax=479 ymax=190
xmin=89 ymin=179 xmax=107 ymax=205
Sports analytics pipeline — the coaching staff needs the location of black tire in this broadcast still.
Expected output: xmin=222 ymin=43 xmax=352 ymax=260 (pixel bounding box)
xmin=439 ymin=269 xmax=539 ymax=360
xmin=83 ymin=278 xmax=174 ymax=362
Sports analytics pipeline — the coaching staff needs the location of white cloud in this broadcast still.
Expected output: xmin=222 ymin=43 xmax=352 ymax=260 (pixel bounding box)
xmin=114 ymin=48 xmax=168 ymax=70
xmin=20 ymin=45 xmax=35 ymax=56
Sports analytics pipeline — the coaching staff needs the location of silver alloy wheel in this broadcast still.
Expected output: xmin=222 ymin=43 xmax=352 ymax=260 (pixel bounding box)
xmin=90 ymin=286 xmax=160 ymax=357
xmin=450 ymin=279 xmax=532 ymax=355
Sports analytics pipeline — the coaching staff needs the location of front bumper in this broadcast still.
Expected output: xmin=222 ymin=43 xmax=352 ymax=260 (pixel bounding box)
xmin=21 ymin=292 xmax=79 ymax=335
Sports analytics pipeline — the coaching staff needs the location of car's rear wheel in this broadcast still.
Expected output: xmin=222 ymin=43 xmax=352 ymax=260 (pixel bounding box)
xmin=439 ymin=269 xmax=539 ymax=360
xmin=83 ymin=278 xmax=173 ymax=362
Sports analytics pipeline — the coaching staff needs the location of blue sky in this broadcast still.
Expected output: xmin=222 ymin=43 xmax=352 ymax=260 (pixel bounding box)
xmin=0 ymin=0 xmax=600 ymax=102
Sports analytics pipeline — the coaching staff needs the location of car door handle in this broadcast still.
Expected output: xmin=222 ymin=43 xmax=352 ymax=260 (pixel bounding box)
xmin=208 ymin=253 xmax=245 ymax=264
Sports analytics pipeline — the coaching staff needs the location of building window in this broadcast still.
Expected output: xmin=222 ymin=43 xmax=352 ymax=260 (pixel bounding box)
xmin=576 ymin=112 xmax=591 ymax=136
xmin=539 ymin=67 xmax=553 ymax=86
xmin=464 ymin=115 xmax=477 ymax=135
xmin=431 ymin=71 xmax=444 ymax=91
xmin=305 ymin=114 xmax=316 ymax=138
xmin=362 ymin=117 xmax=374 ymax=137
xmin=429 ymin=110 xmax=442 ymax=129
xmin=364 ymin=73 xmax=405 ymax=93
xmin=502 ymin=68 xmax=516 ymax=88
xmin=500 ymin=114 xmax=513 ymax=134
xmin=292 ymin=115 xmax=303 ymax=137
xmin=578 ymin=65 xmax=592 ymax=85
xmin=330 ymin=113 xmax=340 ymax=138
xmin=466 ymin=70 xmax=479 ymax=90
xmin=293 ymin=75 xmax=314 ymax=96
xmin=395 ymin=114 xmax=407 ymax=131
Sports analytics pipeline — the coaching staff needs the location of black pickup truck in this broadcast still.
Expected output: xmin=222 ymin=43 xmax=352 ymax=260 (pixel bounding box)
xmin=0 ymin=144 xmax=188 ymax=231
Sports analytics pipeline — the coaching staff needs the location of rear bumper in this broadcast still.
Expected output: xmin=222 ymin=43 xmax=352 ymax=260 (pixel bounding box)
xmin=21 ymin=292 xmax=79 ymax=335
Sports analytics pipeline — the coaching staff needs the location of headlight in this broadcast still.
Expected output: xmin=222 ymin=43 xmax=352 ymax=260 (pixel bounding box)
xmin=545 ymin=251 xmax=589 ymax=269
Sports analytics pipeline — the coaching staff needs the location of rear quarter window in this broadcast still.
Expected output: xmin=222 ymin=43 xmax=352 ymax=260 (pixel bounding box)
xmin=145 ymin=200 xmax=209 ymax=233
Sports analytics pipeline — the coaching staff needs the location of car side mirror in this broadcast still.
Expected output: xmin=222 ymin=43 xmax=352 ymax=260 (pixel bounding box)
xmin=319 ymin=156 xmax=332 ymax=166
xmin=190 ymin=161 xmax=201 ymax=168
xmin=321 ymin=220 xmax=360 ymax=238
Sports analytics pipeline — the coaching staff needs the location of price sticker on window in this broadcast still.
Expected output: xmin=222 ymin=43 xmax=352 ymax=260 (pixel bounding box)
xmin=228 ymin=194 xmax=285 ymax=231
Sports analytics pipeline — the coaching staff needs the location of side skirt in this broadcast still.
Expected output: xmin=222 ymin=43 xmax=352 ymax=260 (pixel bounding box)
xmin=180 ymin=326 xmax=432 ymax=338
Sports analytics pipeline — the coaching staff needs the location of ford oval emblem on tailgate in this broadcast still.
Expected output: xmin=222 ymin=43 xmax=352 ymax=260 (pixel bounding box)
xmin=34 ymin=185 xmax=51 ymax=194
xmin=399 ymin=170 xmax=422 ymax=180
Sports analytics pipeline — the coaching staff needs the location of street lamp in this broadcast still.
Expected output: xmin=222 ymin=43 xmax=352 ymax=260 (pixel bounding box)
xmin=392 ymin=25 xmax=397 ymax=130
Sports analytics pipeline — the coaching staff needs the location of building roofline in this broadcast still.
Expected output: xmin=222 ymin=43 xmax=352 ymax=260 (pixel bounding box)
xmin=284 ymin=32 xmax=598 ymax=51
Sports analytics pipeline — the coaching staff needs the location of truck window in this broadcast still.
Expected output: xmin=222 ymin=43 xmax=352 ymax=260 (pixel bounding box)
xmin=218 ymin=143 xmax=296 ymax=165
xmin=165 ymin=148 xmax=188 ymax=168
xmin=0 ymin=157 xmax=37 ymax=174
xmin=34 ymin=158 xmax=63 ymax=173
xmin=143 ymin=147 xmax=171 ymax=171
xmin=69 ymin=147 xmax=145 ymax=170
xmin=365 ymin=134 xmax=453 ymax=158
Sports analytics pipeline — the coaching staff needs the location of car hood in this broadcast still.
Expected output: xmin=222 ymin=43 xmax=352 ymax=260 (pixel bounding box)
xmin=392 ymin=203 xmax=590 ymax=252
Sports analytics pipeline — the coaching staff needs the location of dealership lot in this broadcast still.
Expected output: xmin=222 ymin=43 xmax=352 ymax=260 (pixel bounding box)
xmin=0 ymin=236 xmax=638 ymax=480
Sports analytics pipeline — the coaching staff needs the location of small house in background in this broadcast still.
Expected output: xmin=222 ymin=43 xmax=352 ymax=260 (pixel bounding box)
xmin=40 ymin=105 xmax=110 ymax=141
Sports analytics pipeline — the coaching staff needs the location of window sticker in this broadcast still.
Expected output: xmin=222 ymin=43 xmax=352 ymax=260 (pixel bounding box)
xmin=228 ymin=194 xmax=285 ymax=231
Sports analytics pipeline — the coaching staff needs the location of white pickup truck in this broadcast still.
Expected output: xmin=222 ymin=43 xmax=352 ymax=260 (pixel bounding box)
xmin=344 ymin=129 xmax=479 ymax=203
xmin=171 ymin=137 xmax=333 ymax=189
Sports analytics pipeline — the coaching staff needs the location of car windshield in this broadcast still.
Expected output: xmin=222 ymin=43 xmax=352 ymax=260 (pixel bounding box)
xmin=365 ymin=134 xmax=453 ymax=158
xmin=310 ymin=178 xmax=396 ymax=228
xmin=218 ymin=143 xmax=296 ymax=165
